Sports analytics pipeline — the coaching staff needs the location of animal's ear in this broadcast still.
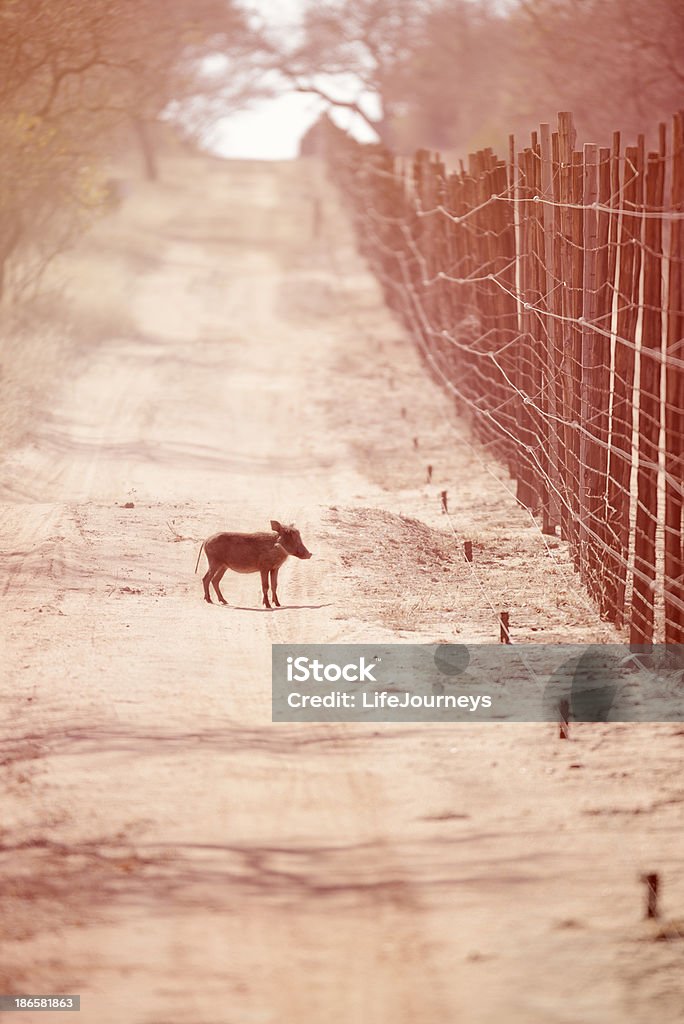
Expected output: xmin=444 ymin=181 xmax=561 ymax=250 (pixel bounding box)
xmin=270 ymin=520 xmax=283 ymax=533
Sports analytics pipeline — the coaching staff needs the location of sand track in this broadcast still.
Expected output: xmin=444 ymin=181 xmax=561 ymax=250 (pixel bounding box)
xmin=1 ymin=156 xmax=683 ymax=1023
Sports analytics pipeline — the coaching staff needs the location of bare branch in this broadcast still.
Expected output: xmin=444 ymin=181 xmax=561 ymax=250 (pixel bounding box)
xmin=292 ymin=79 xmax=382 ymax=136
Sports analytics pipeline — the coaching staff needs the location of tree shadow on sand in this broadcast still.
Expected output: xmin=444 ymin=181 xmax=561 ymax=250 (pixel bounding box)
xmin=0 ymin=719 xmax=422 ymax=767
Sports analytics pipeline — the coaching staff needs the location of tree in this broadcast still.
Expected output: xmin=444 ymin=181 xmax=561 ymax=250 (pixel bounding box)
xmin=402 ymin=0 xmax=513 ymax=154
xmin=257 ymin=0 xmax=432 ymax=149
xmin=256 ymin=0 xmax=684 ymax=161
xmin=514 ymin=0 xmax=684 ymax=143
xmin=0 ymin=0 xmax=263 ymax=299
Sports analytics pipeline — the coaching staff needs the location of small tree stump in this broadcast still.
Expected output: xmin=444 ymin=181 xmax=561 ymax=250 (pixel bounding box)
xmin=641 ymin=873 xmax=660 ymax=919
xmin=559 ymin=698 xmax=570 ymax=739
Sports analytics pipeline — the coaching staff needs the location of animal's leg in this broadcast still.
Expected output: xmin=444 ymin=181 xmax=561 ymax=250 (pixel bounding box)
xmin=260 ymin=568 xmax=272 ymax=609
xmin=270 ymin=567 xmax=280 ymax=607
xmin=212 ymin=566 xmax=228 ymax=604
xmin=202 ymin=561 xmax=218 ymax=603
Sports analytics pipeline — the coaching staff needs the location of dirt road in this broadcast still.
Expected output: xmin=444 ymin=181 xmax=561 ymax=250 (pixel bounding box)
xmin=1 ymin=155 xmax=683 ymax=1023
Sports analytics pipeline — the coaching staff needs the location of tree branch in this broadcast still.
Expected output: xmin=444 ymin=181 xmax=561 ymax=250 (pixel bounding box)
xmin=291 ymin=78 xmax=383 ymax=138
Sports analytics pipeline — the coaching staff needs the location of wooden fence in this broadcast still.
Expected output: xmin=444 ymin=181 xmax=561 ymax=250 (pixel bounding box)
xmin=324 ymin=110 xmax=684 ymax=644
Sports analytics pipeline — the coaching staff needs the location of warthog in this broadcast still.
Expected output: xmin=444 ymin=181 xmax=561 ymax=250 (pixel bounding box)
xmin=195 ymin=520 xmax=313 ymax=608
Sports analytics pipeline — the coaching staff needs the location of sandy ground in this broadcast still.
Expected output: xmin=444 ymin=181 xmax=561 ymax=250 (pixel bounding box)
xmin=1 ymin=154 xmax=683 ymax=1024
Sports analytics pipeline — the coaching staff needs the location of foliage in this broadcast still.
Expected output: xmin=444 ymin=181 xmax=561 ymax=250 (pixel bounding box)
xmin=0 ymin=0 xmax=260 ymax=300
xmin=261 ymin=0 xmax=684 ymax=157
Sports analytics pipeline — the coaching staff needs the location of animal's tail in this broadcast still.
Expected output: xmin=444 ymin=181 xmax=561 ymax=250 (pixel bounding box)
xmin=194 ymin=542 xmax=205 ymax=574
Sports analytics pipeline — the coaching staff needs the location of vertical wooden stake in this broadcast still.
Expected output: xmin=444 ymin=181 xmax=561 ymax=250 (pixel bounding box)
xmin=665 ymin=113 xmax=684 ymax=642
xmin=441 ymin=490 xmax=448 ymax=513
xmin=464 ymin=540 xmax=473 ymax=562
xmin=413 ymin=437 xmax=419 ymax=450
xmin=580 ymin=142 xmax=599 ymax=586
xmin=631 ymin=146 xmax=665 ymax=644
xmin=499 ymin=611 xmax=511 ymax=644
xmin=559 ymin=698 xmax=570 ymax=739
xmin=607 ymin=140 xmax=640 ymax=629
xmin=641 ymin=873 xmax=660 ymax=919
xmin=427 ymin=464 xmax=433 ymax=483
xmin=539 ymin=122 xmax=562 ymax=529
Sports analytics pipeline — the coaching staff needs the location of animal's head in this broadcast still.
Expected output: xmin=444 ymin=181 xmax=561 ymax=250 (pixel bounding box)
xmin=271 ymin=520 xmax=313 ymax=559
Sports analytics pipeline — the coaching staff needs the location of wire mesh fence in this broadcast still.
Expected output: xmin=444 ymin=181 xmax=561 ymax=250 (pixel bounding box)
xmin=322 ymin=110 xmax=684 ymax=644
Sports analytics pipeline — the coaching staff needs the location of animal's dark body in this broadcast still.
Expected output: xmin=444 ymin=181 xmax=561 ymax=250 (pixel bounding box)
xmin=195 ymin=520 xmax=312 ymax=608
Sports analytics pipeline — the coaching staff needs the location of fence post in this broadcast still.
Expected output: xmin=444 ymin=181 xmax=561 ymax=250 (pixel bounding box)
xmin=631 ymin=145 xmax=665 ymax=644
xmin=580 ymin=143 xmax=599 ymax=587
xmin=557 ymin=113 xmax=581 ymax=565
xmin=506 ymin=133 xmax=525 ymax=486
xmin=470 ymin=149 xmax=503 ymax=454
xmin=605 ymin=141 xmax=642 ymax=628
xmin=665 ymin=112 xmax=684 ymax=643
xmin=551 ymin=127 xmax=572 ymax=542
xmin=559 ymin=698 xmax=570 ymax=739
xmin=641 ymin=872 xmax=660 ymax=919
xmin=527 ymin=134 xmax=553 ymax=532
xmin=539 ymin=123 xmax=562 ymax=531
xmin=568 ymin=150 xmax=585 ymax=573
xmin=591 ymin=138 xmax=620 ymax=619
xmin=516 ymin=147 xmax=537 ymax=509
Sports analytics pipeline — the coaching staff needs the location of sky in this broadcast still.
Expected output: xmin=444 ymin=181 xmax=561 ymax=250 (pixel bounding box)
xmin=211 ymin=0 xmax=377 ymax=160
xmin=212 ymin=89 xmax=328 ymax=160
